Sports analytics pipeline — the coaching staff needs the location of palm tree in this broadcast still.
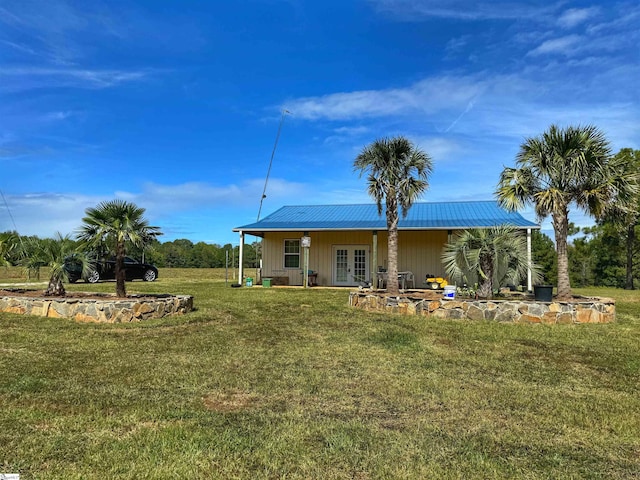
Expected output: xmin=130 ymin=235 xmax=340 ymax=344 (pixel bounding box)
xmin=0 ymin=232 xmax=18 ymax=268
xmin=354 ymin=136 xmax=433 ymax=294
xmin=442 ymin=226 xmax=540 ymax=298
xmin=77 ymin=200 xmax=161 ymax=297
xmin=22 ymin=234 xmax=91 ymax=296
xmin=496 ymin=124 xmax=638 ymax=299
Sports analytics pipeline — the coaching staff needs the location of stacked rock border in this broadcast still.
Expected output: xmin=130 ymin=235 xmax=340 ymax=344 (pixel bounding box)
xmin=0 ymin=290 xmax=193 ymax=323
xmin=349 ymin=292 xmax=615 ymax=324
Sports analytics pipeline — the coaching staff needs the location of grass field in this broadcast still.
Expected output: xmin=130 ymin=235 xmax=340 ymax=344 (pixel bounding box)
xmin=1 ymin=268 xmax=639 ymax=479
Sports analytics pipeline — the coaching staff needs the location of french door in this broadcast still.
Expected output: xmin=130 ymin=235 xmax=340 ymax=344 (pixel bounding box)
xmin=332 ymin=245 xmax=370 ymax=286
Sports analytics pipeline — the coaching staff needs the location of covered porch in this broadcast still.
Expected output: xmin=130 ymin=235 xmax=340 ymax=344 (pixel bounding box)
xmin=233 ymin=202 xmax=538 ymax=290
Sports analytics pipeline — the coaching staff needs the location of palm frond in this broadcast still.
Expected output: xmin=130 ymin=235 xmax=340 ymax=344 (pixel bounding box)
xmin=442 ymin=226 xmax=540 ymax=295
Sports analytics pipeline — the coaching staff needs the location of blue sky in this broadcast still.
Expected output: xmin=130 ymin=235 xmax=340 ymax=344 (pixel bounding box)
xmin=1 ymin=0 xmax=638 ymax=245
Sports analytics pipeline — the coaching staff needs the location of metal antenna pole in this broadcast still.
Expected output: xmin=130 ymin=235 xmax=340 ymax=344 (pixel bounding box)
xmin=0 ymin=189 xmax=26 ymax=253
xmin=0 ymin=190 xmax=20 ymax=233
xmin=257 ymin=109 xmax=290 ymax=221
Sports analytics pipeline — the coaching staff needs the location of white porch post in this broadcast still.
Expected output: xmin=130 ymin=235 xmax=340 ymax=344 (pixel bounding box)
xmin=527 ymin=228 xmax=532 ymax=292
xmin=302 ymin=232 xmax=310 ymax=289
xmin=372 ymin=230 xmax=378 ymax=289
xmin=239 ymin=231 xmax=245 ymax=285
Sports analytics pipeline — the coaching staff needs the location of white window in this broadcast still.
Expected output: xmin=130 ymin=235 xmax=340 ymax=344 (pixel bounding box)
xmin=284 ymin=239 xmax=300 ymax=268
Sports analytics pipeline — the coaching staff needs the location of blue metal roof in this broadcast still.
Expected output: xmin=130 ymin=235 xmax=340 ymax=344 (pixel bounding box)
xmin=234 ymin=201 xmax=538 ymax=232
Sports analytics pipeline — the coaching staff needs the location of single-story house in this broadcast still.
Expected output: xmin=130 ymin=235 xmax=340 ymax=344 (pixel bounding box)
xmin=233 ymin=200 xmax=539 ymax=289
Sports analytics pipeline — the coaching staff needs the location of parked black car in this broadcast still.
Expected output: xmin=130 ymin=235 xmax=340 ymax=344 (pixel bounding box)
xmin=65 ymin=256 xmax=158 ymax=283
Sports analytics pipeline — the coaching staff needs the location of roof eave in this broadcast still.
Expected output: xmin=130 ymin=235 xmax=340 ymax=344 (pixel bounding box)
xmin=233 ymin=224 xmax=540 ymax=233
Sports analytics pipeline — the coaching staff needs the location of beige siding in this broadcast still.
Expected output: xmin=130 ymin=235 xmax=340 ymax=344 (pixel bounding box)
xmin=261 ymin=230 xmax=450 ymax=287
xmin=397 ymin=230 xmax=449 ymax=286
xmin=261 ymin=233 xmax=305 ymax=285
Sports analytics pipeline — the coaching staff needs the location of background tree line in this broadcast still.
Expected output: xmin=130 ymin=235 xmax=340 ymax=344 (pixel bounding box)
xmin=132 ymin=238 xmax=261 ymax=269
xmin=531 ymin=221 xmax=640 ymax=289
xmin=0 ymin=232 xmax=260 ymax=270
xmin=3 ymin=225 xmax=638 ymax=290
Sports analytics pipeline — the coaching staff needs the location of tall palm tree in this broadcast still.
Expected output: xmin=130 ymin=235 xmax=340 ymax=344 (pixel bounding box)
xmin=442 ymin=226 xmax=540 ymax=298
xmin=77 ymin=200 xmax=161 ymax=297
xmin=496 ymin=124 xmax=638 ymax=299
xmin=354 ymin=136 xmax=433 ymax=294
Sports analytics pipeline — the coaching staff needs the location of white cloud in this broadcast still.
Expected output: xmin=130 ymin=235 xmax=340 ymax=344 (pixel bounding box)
xmin=287 ymin=62 xmax=639 ymax=160
xmin=461 ymin=98 xmax=640 ymax=150
xmin=0 ymin=178 xmax=311 ymax=240
xmin=333 ymin=126 xmax=371 ymax=136
xmin=0 ymin=1 xmax=108 ymax=65
xmin=558 ymin=7 xmax=600 ymax=29
xmin=116 ymin=179 xmax=310 ymax=219
xmin=0 ymin=67 xmax=150 ymax=91
xmin=368 ymin=0 xmax=555 ymax=20
xmin=410 ymin=136 xmax=464 ymax=163
xmin=40 ymin=111 xmax=75 ymax=122
xmin=527 ymin=35 xmax=583 ymax=56
xmin=445 ymin=35 xmax=471 ymax=54
xmin=0 ymin=0 xmax=206 ymax=67
xmin=0 ymin=39 xmax=39 ymax=56
xmin=286 ymin=76 xmax=487 ymax=121
xmin=323 ymin=125 xmax=371 ymax=144
xmin=0 ymin=192 xmax=101 ymax=237
xmin=586 ymin=5 xmax=640 ymax=34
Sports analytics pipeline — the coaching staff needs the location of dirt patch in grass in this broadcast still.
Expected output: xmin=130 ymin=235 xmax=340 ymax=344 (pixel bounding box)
xmin=203 ymin=390 xmax=260 ymax=413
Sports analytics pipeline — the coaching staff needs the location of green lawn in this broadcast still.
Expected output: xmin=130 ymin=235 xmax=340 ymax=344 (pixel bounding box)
xmin=1 ymin=268 xmax=639 ymax=479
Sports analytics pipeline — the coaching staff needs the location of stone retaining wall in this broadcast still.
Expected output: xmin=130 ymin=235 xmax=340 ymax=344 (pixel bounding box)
xmin=0 ymin=291 xmax=194 ymax=323
xmin=349 ymin=292 xmax=615 ymax=324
